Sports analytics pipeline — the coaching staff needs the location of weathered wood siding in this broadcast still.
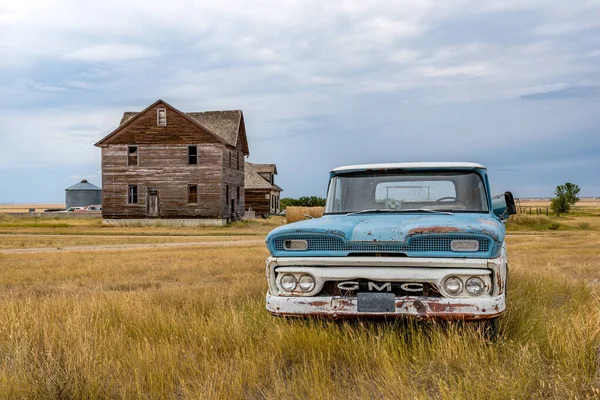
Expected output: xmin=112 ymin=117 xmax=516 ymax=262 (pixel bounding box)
xmin=221 ymin=145 xmax=245 ymax=220
xmin=102 ymin=144 xmax=224 ymax=219
xmin=101 ymin=102 xmax=222 ymax=146
xmin=245 ymin=189 xmax=280 ymax=216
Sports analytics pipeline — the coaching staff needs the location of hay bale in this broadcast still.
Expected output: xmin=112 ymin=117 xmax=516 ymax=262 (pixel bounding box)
xmin=286 ymin=207 xmax=325 ymax=223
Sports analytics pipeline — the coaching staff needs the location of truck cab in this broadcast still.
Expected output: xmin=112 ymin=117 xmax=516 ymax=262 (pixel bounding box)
xmin=265 ymin=162 xmax=515 ymax=336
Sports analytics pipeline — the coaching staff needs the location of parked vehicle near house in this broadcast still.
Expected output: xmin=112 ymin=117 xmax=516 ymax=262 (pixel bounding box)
xmin=62 ymin=207 xmax=86 ymax=212
xmin=265 ymin=162 xmax=516 ymax=338
xmin=85 ymin=205 xmax=103 ymax=211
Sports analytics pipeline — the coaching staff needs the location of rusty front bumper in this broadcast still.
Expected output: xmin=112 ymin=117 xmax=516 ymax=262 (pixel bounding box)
xmin=266 ymin=294 xmax=505 ymax=320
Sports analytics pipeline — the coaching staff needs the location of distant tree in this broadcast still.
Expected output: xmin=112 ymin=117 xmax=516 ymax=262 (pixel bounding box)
xmin=550 ymin=182 xmax=580 ymax=215
xmin=280 ymin=196 xmax=326 ymax=209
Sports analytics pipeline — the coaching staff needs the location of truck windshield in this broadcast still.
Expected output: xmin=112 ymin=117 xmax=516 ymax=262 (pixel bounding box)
xmin=325 ymin=171 xmax=489 ymax=214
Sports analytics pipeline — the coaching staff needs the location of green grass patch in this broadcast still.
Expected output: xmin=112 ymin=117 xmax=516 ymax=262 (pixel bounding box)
xmin=506 ymin=215 xmax=562 ymax=231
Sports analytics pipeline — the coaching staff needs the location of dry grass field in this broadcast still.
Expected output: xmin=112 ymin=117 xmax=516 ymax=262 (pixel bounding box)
xmin=0 ymin=204 xmax=64 ymax=213
xmin=0 ymin=213 xmax=598 ymax=399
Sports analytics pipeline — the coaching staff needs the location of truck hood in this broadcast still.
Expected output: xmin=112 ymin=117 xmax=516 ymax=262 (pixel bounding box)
xmin=268 ymin=213 xmax=505 ymax=243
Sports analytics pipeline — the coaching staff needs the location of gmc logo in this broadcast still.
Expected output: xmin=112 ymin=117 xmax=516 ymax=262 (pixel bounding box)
xmin=337 ymin=281 xmax=424 ymax=292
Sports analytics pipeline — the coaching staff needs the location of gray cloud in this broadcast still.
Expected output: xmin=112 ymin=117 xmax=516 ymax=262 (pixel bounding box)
xmin=1 ymin=0 xmax=600 ymax=201
xmin=520 ymin=86 xmax=600 ymax=100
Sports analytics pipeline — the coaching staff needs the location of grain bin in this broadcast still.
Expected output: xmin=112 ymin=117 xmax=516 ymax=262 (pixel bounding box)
xmin=65 ymin=180 xmax=102 ymax=208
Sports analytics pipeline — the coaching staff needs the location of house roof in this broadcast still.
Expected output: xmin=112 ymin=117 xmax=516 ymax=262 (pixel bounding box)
xmin=66 ymin=180 xmax=101 ymax=191
xmin=96 ymin=99 xmax=249 ymax=154
xmin=245 ymin=162 xmax=283 ymax=191
xmin=246 ymin=162 xmax=278 ymax=174
xmin=119 ymin=110 xmax=243 ymax=149
xmin=331 ymin=162 xmax=486 ymax=173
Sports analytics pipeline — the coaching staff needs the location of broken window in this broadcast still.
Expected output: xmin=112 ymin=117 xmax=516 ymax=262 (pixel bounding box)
xmin=237 ymin=186 xmax=240 ymax=200
xmin=128 ymin=146 xmax=138 ymax=166
xmin=157 ymin=108 xmax=167 ymax=126
xmin=188 ymin=145 xmax=198 ymax=165
xmin=226 ymin=185 xmax=229 ymax=200
xmin=128 ymin=185 xmax=138 ymax=204
xmin=188 ymin=184 xmax=198 ymax=204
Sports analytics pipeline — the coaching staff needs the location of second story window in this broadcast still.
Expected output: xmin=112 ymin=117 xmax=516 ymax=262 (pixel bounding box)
xmin=157 ymin=108 xmax=167 ymax=126
xmin=237 ymin=186 xmax=240 ymax=200
xmin=128 ymin=185 xmax=138 ymax=204
xmin=187 ymin=184 xmax=198 ymax=204
xmin=188 ymin=145 xmax=198 ymax=165
xmin=228 ymin=151 xmax=232 ymax=168
xmin=128 ymin=145 xmax=138 ymax=166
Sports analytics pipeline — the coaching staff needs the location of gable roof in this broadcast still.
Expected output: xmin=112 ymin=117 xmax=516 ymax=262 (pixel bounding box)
xmin=95 ymin=99 xmax=249 ymax=154
xmin=245 ymin=162 xmax=283 ymax=191
xmin=247 ymin=162 xmax=278 ymax=174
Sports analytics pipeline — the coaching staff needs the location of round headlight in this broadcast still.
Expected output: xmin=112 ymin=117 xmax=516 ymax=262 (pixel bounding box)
xmin=280 ymin=274 xmax=297 ymax=292
xmin=444 ymin=276 xmax=463 ymax=295
xmin=298 ymin=275 xmax=316 ymax=292
xmin=465 ymin=277 xmax=485 ymax=296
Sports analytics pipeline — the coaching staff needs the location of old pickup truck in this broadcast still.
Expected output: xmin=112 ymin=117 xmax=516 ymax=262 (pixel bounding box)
xmin=265 ymin=162 xmax=516 ymax=337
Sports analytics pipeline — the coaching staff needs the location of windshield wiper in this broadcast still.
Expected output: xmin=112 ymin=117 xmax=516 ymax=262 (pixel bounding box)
xmin=397 ymin=208 xmax=453 ymax=215
xmin=345 ymin=209 xmax=397 ymax=216
xmin=346 ymin=208 xmax=453 ymax=216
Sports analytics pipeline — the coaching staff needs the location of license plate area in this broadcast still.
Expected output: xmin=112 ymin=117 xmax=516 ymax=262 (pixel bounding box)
xmin=357 ymin=292 xmax=396 ymax=313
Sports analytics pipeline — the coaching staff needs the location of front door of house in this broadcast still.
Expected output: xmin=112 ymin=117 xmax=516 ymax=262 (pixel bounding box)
xmin=147 ymin=188 xmax=159 ymax=217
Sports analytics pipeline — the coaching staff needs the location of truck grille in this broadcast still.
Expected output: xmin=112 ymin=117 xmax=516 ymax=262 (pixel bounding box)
xmin=318 ymin=280 xmax=442 ymax=297
xmin=274 ymin=235 xmax=490 ymax=253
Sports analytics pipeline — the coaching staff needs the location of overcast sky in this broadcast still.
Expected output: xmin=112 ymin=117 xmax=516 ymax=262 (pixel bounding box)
xmin=1 ymin=0 xmax=599 ymax=203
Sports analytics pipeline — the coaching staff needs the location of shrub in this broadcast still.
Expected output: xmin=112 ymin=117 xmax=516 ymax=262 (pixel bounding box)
xmin=551 ymin=182 xmax=580 ymax=214
xmin=281 ymin=196 xmax=326 ymax=209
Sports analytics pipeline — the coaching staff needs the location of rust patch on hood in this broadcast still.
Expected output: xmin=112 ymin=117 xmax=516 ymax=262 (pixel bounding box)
xmin=408 ymin=226 xmax=465 ymax=235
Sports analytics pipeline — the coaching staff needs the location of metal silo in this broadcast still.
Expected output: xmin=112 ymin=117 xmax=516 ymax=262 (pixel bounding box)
xmin=65 ymin=180 xmax=102 ymax=208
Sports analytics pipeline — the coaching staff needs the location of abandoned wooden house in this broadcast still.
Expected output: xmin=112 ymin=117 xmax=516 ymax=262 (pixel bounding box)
xmin=94 ymin=99 xmax=249 ymax=225
xmin=244 ymin=162 xmax=282 ymax=217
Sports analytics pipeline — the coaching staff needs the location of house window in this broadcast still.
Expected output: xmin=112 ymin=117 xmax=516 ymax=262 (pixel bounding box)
xmin=128 ymin=185 xmax=138 ymax=204
xmin=188 ymin=145 xmax=198 ymax=165
xmin=237 ymin=186 xmax=240 ymax=200
xmin=128 ymin=145 xmax=138 ymax=166
xmin=229 ymin=151 xmax=232 ymax=168
xmin=226 ymin=185 xmax=229 ymax=200
xmin=188 ymin=184 xmax=198 ymax=204
xmin=157 ymin=108 xmax=167 ymax=126
xmin=238 ymin=153 xmax=243 ymax=170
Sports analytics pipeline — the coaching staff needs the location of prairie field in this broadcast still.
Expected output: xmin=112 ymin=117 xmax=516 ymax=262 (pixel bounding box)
xmin=0 ymin=204 xmax=64 ymax=213
xmin=0 ymin=213 xmax=598 ymax=399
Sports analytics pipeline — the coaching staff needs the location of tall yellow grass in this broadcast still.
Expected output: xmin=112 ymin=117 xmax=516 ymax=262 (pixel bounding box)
xmin=0 ymin=216 xmax=598 ymax=398
xmin=286 ymin=206 xmax=325 ymax=223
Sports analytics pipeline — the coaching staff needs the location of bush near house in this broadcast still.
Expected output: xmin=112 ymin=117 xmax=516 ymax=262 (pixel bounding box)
xmin=280 ymin=196 xmax=326 ymax=210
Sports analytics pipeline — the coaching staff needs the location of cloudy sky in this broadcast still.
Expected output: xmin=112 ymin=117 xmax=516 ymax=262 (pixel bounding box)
xmin=1 ymin=0 xmax=599 ymax=203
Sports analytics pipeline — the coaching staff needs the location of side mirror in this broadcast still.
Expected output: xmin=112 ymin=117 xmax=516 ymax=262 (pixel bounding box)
xmin=492 ymin=191 xmax=517 ymax=219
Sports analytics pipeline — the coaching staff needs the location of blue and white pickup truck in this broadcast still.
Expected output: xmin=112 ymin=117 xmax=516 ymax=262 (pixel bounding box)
xmin=265 ymin=162 xmax=516 ymax=336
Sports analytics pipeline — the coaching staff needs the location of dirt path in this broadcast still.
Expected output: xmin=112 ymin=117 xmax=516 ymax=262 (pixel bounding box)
xmin=0 ymin=239 xmax=265 ymax=254
xmin=0 ymin=233 xmax=254 ymax=238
